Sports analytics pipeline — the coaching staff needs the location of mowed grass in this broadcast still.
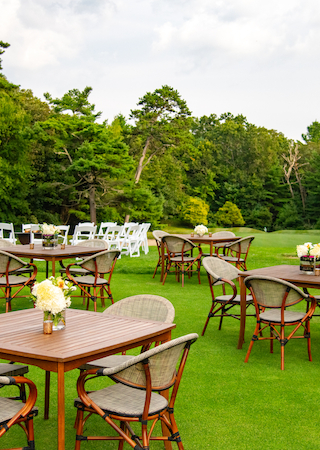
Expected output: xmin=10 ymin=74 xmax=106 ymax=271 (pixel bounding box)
xmin=2 ymin=228 xmax=320 ymax=449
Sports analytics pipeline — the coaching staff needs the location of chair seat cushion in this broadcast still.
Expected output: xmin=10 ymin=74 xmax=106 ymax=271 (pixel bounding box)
xmin=75 ymin=383 xmax=168 ymax=417
xmin=260 ymin=309 xmax=306 ymax=323
xmin=0 ymin=275 xmax=29 ymax=286
xmin=79 ymin=354 xmax=133 ymax=371
xmin=73 ymin=275 xmax=108 ymax=285
xmin=0 ymin=363 xmax=28 ymax=376
xmin=215 ymin=294 xmax=253 ymax=304
xmin=170 ymin=256 xmax=198 ymax=263
xmin=0 ymin=397 xmax=38 ymax=424
xmin=60 ymin=268 xmax=90 ymax=275
xmin=220 ymin=256 xmax=245 ymax=263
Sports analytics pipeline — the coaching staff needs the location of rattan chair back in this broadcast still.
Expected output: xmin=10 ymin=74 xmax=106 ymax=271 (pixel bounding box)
xmin=0 ymin=250 xmax=27 ymax=273
xmin=80 ymin=250 xmax=120 ymax=274
xmin=76 ymin=239 xmax=108 ymax=249
xmin=162 ymin=234 xmax=195 ymax=254
xmin=104 ymin=294 xmax=175 ymax=323
xmin=245 ymin=275 xmax=309 ymax=308
xmin=203 ymin=256 xmax=239 ymax=285
xmin=100 ymin=333 xmax=198 ymax=390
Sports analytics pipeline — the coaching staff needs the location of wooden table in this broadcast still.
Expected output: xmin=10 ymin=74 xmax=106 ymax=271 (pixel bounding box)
xmin=0 ymin=244 xmax=105 ymax=277
xmin=0 ymin=308 xmax=175 ymax=450
xmin=160 ymin=234 xmax=238 ymax=281
xmin=238 ymin=264 xmax=320 ymax=349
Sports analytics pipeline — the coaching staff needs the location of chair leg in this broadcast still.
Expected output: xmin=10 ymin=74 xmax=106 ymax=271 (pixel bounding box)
xmin=201 ymin=304 xmax=214 ymax=336
xmin=218 ymin=306 xmax=225 ymax=330
xmin=270 ymin=327 xmax=274 ymax=353
xmin=307 ymin=320 xmax=312 ymax=362
xmin=75 ymin=409 xmax=84 ymax=450
xmin=280 ymin=326 xmax=285 ymax=370
xmin=244 ymin=322 xmax=260 ymax=363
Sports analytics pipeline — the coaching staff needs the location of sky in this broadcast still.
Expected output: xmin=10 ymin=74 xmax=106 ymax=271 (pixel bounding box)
xmin=1 ymin=0 xmax=320 ymax=141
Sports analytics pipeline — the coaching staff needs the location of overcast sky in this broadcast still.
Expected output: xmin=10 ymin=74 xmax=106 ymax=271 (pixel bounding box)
xmin=1 ymin=0 xmax=320 ymax=141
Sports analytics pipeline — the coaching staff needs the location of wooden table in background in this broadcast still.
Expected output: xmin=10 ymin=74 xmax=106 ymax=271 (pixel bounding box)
xmin=0 ymin=308 xmax=175 ymax=450
xmin=0 ymin=244 xmax=105 ymax=277
xmin=238 ymin=264 xmax=320 ymax=349
xmin=160 ymin=234 xmax=239 ymax=282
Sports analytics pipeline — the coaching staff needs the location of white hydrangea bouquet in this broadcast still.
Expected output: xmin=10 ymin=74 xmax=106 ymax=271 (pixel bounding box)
xmin=297 ymin=242 xmax=320 ymax=273
xmin=31 ymin=276 xmax=75 ymax=329
xmin=194 ymin=224 xmax=208 ymax=237
xmin=296 ymin=242 xmax=320 ymax=258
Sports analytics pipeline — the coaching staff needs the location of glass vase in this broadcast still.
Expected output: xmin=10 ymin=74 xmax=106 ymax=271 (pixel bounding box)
xmin=44 ymin=310 xmax=66 ymax=331
xmin=42 ymin=234 xmax=58 ymax=249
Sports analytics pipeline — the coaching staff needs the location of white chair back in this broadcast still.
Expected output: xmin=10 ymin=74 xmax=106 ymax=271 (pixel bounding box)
xmin=57 ymin=225 xmax=70 ymax=245
xmin=0 ymin=223 xmax=16 ymax=245
xmin=70 ymin=224 xmax=97 ymax=245
xmin=97 ymin=222 xmax=117 ymax=238
xmin=22 ymin=224 xmax=41 ymax=244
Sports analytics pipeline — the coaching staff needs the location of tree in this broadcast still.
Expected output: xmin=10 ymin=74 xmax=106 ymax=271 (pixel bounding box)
xmin=214 ymin=201 xmax=245 ymax=227
xmin=33 ymin=108 xmax=133 ymax=224
xmin=302 ymin=121 xmax=320 ymax=143
xmin=0 ymin=41 xmax=9 ymax=72
xmin=129 ymin=85 xmax=193 ymax=184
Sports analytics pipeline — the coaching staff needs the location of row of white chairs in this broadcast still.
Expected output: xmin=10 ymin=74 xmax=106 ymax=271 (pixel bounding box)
xmin=0 ymin=222 xmax=150 ymax=258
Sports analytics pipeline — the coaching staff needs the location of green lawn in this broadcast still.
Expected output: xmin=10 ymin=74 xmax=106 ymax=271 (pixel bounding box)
xmin=2 ymin=228 xmax=320 ymax=449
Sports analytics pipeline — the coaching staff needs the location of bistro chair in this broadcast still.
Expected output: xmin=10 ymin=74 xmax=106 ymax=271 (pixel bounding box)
xmin=218 ymin=236 xmax=255 ymax=270
xmin=66 ymin=249 xmax=120 ymax=311
xmin=80 ymin=294 xmax=175 ymax=371
xmin=244 ymin=275 xmax=316 ymax=370
xmin=162 ymin=235 xmax=202 ymax=287
xmin=59 ymin=239 xmax=108 ymax=277
xmin=202 ymin=256 xmax=253 ymax=335
xmin=0 ymin=250 xmax=37 ymax=312
xmin=0 ymin=375 xmax=38 ymax=450
xmin=152 ymin=230 xmax=169 ymax=278
xmin=74 ymin=333 xmax=198 ymax=450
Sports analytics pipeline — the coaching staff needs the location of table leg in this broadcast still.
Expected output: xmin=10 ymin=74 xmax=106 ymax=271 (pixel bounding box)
xmin=52 ymin=258 xmax=56 ymax=277
xmin=210 ymin=241 xmax=213 ymax=256
xmin=57 ymin=363 xmax=65 ymax=450
xmin=44 ymin=371 xmax=50 ymax=419
xmin=237 ymin=277 xmax=246 ymax=349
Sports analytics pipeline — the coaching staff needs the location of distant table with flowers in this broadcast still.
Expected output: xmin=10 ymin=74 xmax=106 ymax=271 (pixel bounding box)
xmin=0 ymin=308 xmax=175 ymax=450
xmin=0 ymin=244 xmax=105 ymax=277
xmin=160 ymin=234 xmax=239 ymax=281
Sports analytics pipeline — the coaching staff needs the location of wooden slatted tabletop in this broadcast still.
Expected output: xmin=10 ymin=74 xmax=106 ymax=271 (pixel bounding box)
xmin=0 ymin=308 xmax=175 ymax=450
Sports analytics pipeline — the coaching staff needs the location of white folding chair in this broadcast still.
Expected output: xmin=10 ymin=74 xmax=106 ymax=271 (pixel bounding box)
xmin=96 ymin=222 xmax=117 ymax=239
xmin=70 ymin=224 xmax=97 ymax=245
xmin=57 ymin=225 xmax=70 ymax=245
xmin=22 ymin=224 xmax=42 ymax=244
xmin=0 ymin=223 xmax=16 ymax=244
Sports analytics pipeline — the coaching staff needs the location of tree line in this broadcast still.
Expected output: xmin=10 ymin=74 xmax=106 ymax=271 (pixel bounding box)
xmin=1 ymin=40 xmax=319 ymax=231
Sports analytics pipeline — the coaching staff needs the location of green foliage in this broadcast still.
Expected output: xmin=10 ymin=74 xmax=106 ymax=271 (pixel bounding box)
xmin=0 ymin=40 xmax=9 ymax=71
xmin=214 ymin=201 xmax=245 ymax=227
xmin=302 ymin=120 xmax=320 ymax=143
xmin=183 ymin=196 xmax=210 ymax=225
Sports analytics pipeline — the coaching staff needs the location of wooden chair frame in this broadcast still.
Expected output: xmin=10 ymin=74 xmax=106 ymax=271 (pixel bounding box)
xmin=244 ymin=275 xmax=317 ymax=370
xmin=162 ymin=235 xmax=202 ymax=287
xmin=66 ymin=250 xmax=119 ymax=311
xmin=0 ymin=375 xmax=38 ymax=450
xmin=74 ymin=334 xmax=198 ymax=450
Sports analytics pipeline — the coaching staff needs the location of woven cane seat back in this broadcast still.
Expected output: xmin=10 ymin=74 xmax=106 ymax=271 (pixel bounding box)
xmin=203 ymin=256 xmax=239 ymax=285
xmin=245 ymin=276 xmax=308 ymax=308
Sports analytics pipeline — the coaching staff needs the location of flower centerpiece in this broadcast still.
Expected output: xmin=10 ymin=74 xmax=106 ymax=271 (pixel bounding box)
xmin=194 ymin=224 xmax=208 ymax=237
xmin=297 ymin=242 xmax=320 ymax=273
xmin=31 ymin=276 xmax=75 ymax=331
xmin=40 ymin=223 xmax=60 ymax=249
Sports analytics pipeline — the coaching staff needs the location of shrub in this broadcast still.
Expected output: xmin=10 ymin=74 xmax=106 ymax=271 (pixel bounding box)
xmin=182 ymin=197 xmax=209 ymax=226
xmin=214 ymin=201 xmax=245 ymax=227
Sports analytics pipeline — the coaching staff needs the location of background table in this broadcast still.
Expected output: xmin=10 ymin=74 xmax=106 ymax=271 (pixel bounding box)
xmin=0 ymin=308 xmax=175 ymax=450
xmin=0 ymin=244 xmax=105 ymax=277
xmin=238 ymin=264 xmax=320 ymax=349
xmin=160 ymin=234 xmax=239 ymax=281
